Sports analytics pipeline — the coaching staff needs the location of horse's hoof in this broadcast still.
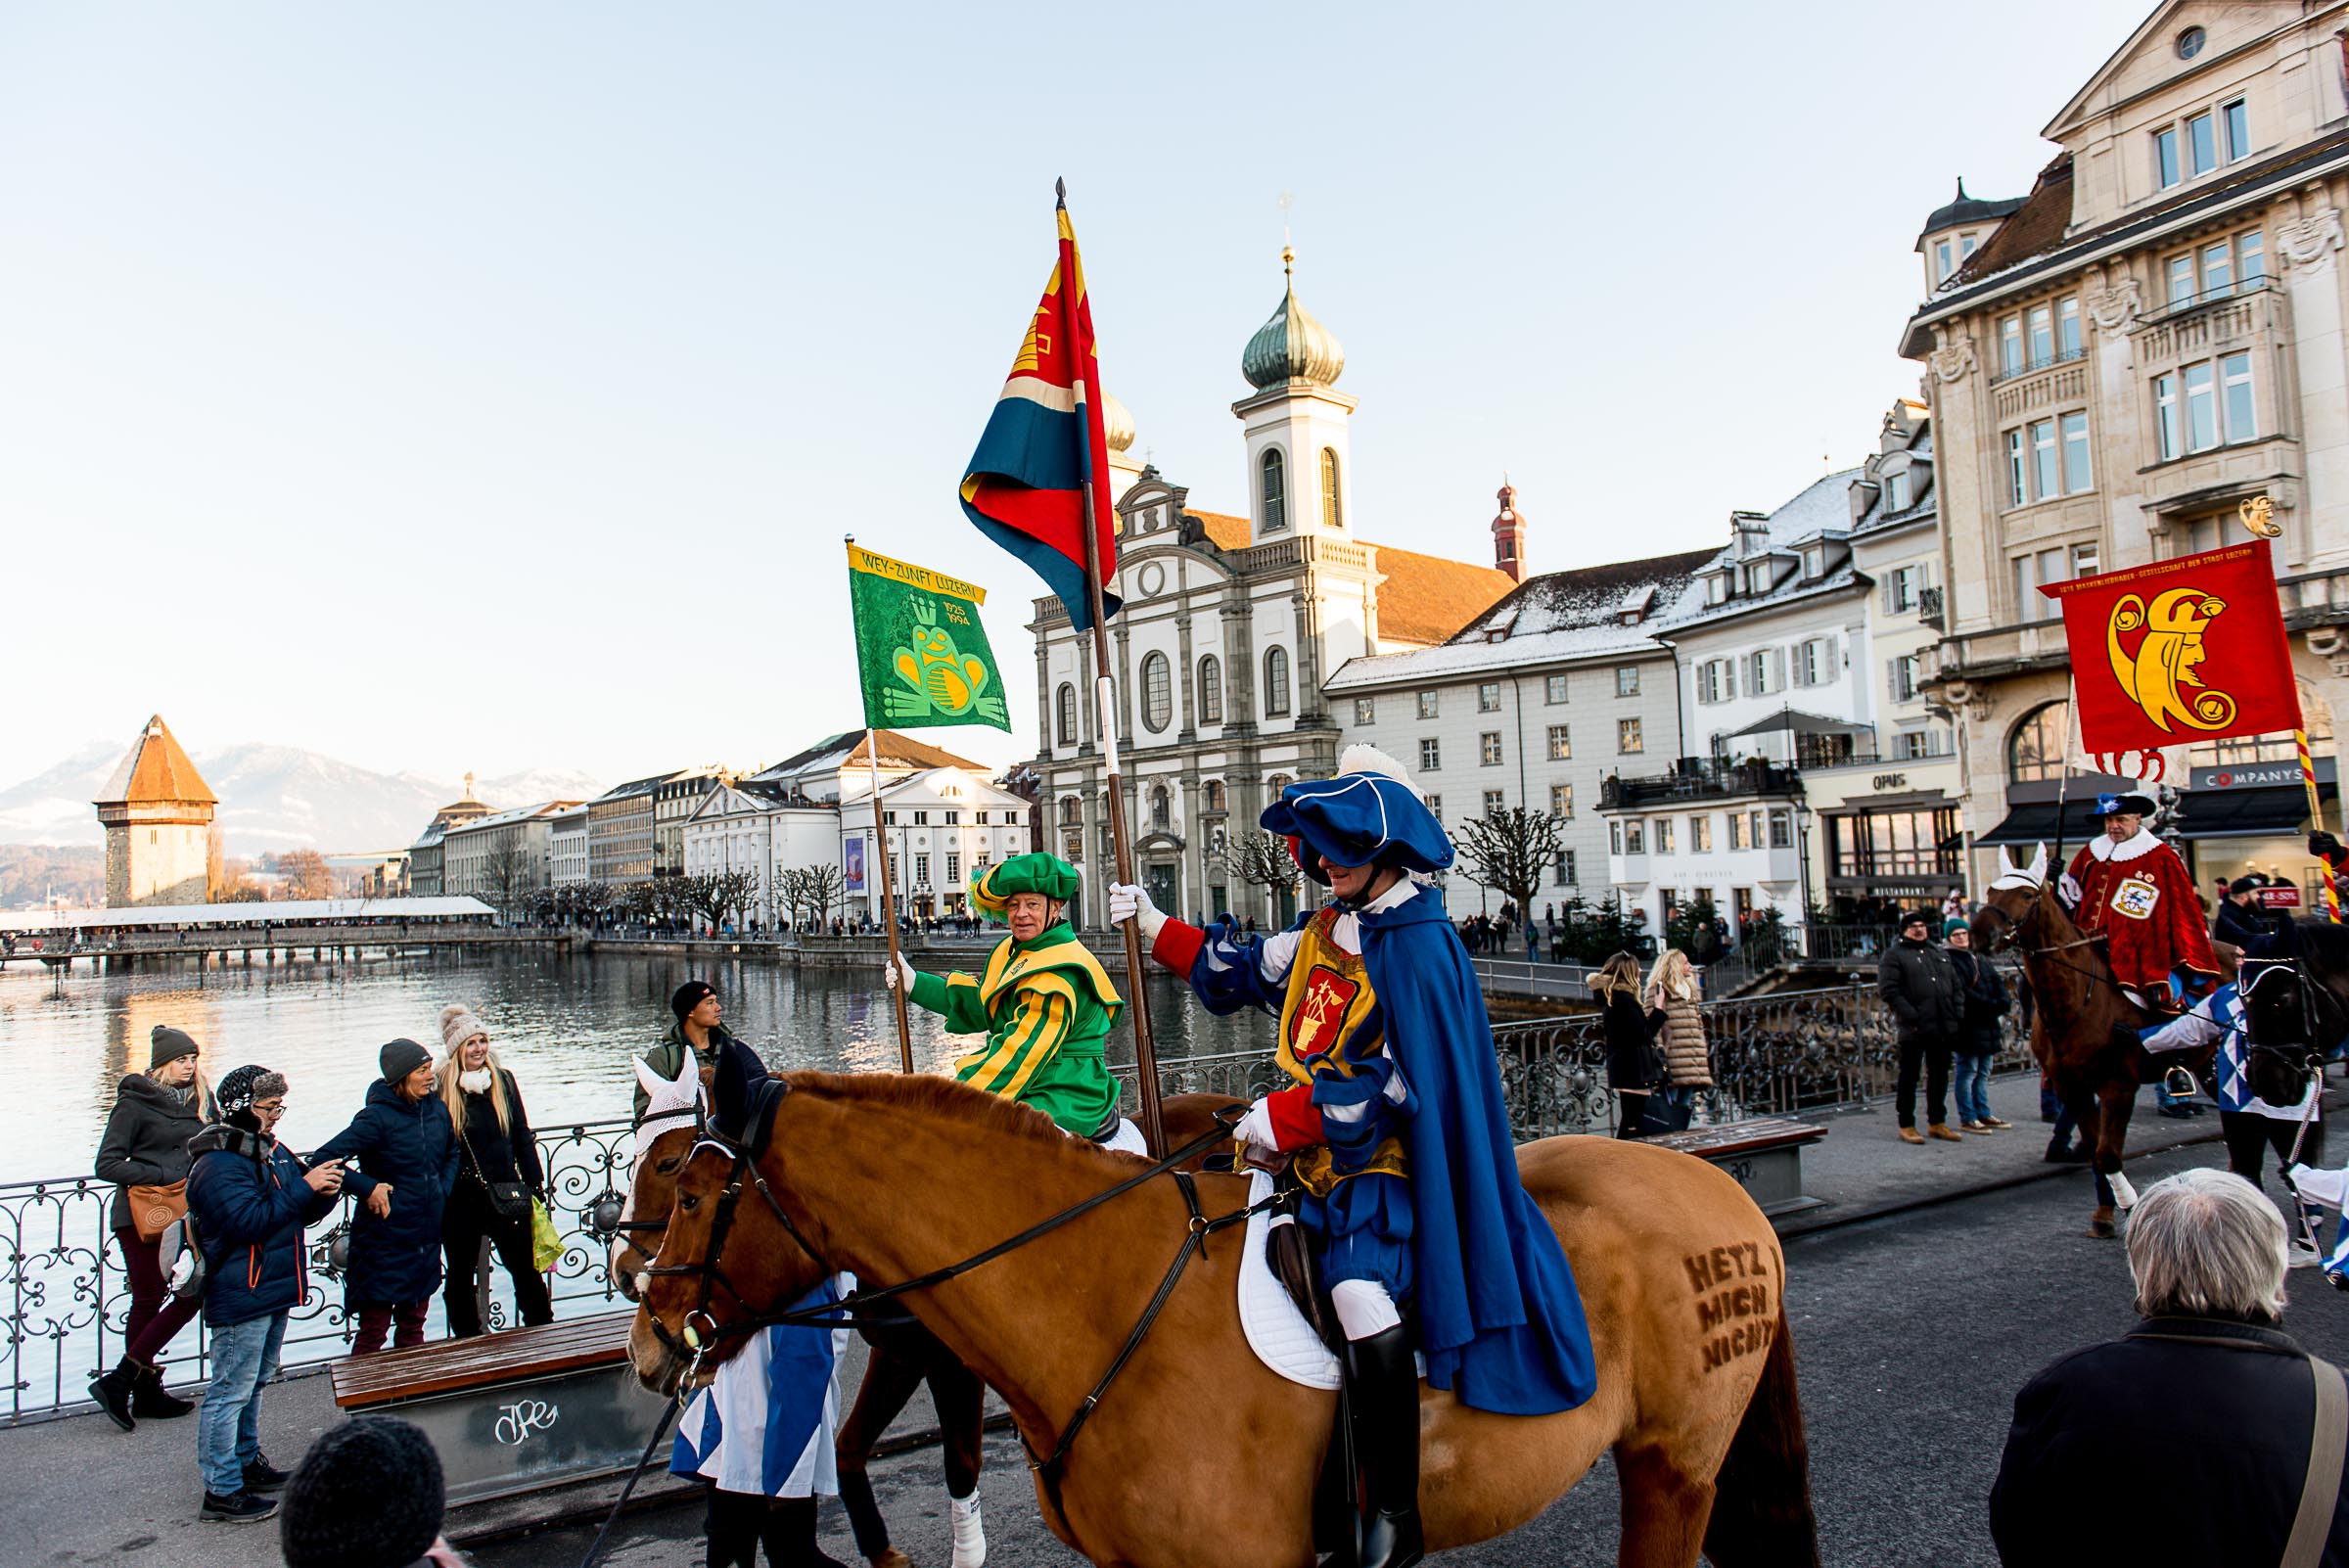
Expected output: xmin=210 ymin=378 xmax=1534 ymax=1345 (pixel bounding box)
xmin=2090 ymin=1206 xmax=2117 ymax=1240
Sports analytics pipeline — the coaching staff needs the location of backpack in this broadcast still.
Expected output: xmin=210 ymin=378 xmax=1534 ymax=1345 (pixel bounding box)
xmin=158 ymin=1212 xmax=208 ymax=1303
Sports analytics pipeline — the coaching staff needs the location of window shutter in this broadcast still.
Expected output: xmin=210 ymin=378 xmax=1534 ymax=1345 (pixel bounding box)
xmin=1723 ymin=662 xmax=1736 ymax=699
xmin=1771 ymin=648 xmax=1787 ymax=691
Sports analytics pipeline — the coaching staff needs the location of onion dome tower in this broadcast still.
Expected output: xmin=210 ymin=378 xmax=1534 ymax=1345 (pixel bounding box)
xmin=1231 ymin=248 xmax=1357 ymax=544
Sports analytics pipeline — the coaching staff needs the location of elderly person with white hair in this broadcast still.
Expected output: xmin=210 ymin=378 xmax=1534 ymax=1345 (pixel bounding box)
xmin=1989 ymin=1168 xmax=2349 ymax=1565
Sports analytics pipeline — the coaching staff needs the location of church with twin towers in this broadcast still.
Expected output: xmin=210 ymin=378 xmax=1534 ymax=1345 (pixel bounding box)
xmin=1029 ymin=248 xmax=1528 ymax=931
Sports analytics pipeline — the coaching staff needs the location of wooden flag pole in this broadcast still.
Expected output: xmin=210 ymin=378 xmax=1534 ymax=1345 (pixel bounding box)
xmin=2296 ymin=723 xmax=2343 ymax=924
xmin=847 ymin=534 xmax=917 ymax=1069
xmin=1058 ymin=178 xmax=1166 ymax=1157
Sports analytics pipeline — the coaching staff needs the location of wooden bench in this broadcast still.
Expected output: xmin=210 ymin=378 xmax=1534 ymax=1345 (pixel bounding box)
xmin=331 ymin=1312 xmax=672 ymax=1505
xmin=1647 ymin=1117 xmax=1828 ymax=1220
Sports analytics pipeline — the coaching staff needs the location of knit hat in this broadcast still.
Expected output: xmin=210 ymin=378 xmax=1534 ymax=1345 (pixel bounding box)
xmin=670 ymin=981 xmax=716 ymax=1023
xmin=1943 ymin=917 xmax=1969 ymax=939
xmin=1899 ymin=908 xmax=1933 ymax=931
xmin=215 ymin=1064 xmax=286 ymax=1132
xmin=279 ymin=1414 xmax=445 ymax=1568
xmin=438 ymin=1003 xmax=488 ymax=1056
xmin=150 ymin=1025 xmax=200 ymax=1071
xmin=968 ymin=853 xmax=1082 ymax=921
xmin=379 ymin=1038 xmax=432 ymax=1084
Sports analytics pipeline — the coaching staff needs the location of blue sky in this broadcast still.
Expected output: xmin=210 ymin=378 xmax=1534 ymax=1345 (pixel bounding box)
xmin=1 ymin=1 xmax=2152 ymax=787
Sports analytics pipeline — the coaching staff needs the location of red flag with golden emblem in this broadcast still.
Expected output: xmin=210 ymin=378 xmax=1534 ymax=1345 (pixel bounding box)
xmin=2039 ymin=539 xmax=2298 ymax=758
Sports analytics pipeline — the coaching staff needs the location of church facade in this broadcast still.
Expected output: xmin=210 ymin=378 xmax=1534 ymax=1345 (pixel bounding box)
xmin=1029 ymin=251 xmax=1519 ymax=928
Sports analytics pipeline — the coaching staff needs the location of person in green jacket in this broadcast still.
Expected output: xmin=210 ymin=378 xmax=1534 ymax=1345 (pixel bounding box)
xmin=886 ymin=853 xmax=1140 ymax=1151
xmin=632 ymin=981 xmax=741 ymax=1126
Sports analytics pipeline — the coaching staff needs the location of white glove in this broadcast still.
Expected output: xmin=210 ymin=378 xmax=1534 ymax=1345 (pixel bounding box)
xmin=1233 ymin=1096 xmax=1279 ymax=1150
xmin=883 ymin=953 xmax=915 ymax=992
xmin=2056 ymin=871 xmax=2083 ymax=909
xmin=1107 ymin=882 xmax=1168 ymax=944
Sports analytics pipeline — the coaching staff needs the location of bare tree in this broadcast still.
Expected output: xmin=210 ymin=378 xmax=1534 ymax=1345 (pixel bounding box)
xmin=276 ymin=849 xmax=337 ymax=901
xmin=805 ymin=862 xmax=845 ymax=926
xmin=481 ymin=840 xmax=540 ymax=920
xmin=712 ymin=868 xmax=763 ymax=929
xmin=1221 ymin=830 xmax=1301 ymax=899
xmin=622 ymin=879 xmax=675 ymax=929
xmin=678 ymin=871 xmax=759 ymax=931
xmin=569 ymin=880 xmax=615 ymax=929
xmin=1453 ymin=807 xmax=1568 ymax=926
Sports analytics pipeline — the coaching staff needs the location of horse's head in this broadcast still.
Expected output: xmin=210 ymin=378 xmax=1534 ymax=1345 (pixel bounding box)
xmin=609 ymin=1122 xmax=698 ymax=1303
xmin=627 ymin=1082 xmax=832 ymax=1396
xmin=1970 ymin=845 xmax=2050 ymax=954
xmin=2239 ymin=957 xmax=2326 ymax=1110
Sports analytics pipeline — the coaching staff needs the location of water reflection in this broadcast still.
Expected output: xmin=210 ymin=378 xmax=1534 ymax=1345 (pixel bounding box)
xmin=0 ymin=947 xmax=1256 ymax=1182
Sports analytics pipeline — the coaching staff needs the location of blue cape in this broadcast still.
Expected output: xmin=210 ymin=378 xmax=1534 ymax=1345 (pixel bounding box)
xmin=1359 ymin=883 xmax=1597 ymax=1415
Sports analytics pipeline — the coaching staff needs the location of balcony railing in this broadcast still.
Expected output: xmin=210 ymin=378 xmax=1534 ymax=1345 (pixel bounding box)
xmin=1599 ymin=760 xmax=1801 ymax=810
xmin=1987 ymin=342 xmax=2088 ymax=388
xmin=1917 ymin=585 xmax=1945 ymax=629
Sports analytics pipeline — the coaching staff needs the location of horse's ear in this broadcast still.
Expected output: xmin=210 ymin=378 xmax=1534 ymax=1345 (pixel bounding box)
xmin=2026 ymin=845 xmax=2048 ymax=886
xmin=1999 ymin=847 xmax=2020 ymax=882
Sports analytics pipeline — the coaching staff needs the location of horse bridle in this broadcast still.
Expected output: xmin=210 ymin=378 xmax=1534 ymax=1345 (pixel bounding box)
xmin=635 ymin=1089 xmax=1266 ymax=1504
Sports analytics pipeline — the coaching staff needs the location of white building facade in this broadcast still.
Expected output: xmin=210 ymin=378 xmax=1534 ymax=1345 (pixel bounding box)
xmin=548 ymin=804 xmax=588 ymax=889
xmin=441 ymin=801 xmax=578 ymax=905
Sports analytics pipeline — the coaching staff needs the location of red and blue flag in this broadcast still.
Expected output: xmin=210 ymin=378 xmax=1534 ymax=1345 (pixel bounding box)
xmin=958 ymin=203 xmax=1120 ymax=631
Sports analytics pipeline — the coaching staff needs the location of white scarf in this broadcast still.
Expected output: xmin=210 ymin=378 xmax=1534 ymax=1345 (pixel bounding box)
xmin=458 ymin=1067 xmax=493 ymax=1094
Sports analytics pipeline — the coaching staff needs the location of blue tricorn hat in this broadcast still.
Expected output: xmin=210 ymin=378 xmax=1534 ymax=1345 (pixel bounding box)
xmin=1260 ymin=746 xmax=1454 ymax=886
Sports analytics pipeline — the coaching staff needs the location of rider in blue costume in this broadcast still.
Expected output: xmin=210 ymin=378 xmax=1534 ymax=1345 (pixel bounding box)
xmin=1111 ymin=748 xmax=1596 ymax=1568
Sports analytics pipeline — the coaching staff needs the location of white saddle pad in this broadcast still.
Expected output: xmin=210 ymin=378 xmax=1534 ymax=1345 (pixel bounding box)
xmin=1236 ymin=1171 xmax=1343 ymax=1389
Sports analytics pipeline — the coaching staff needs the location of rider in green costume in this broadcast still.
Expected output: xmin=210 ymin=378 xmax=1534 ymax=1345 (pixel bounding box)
xmin=888 ymin=853 xmax=1135 ymax=1147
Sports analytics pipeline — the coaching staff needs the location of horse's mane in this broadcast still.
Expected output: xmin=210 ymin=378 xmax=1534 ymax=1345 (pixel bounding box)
xmin=2291 ymin=915 xmax=2349 ymax=974
xmin=784 ymin=1070 xmax=1138 ymax=1166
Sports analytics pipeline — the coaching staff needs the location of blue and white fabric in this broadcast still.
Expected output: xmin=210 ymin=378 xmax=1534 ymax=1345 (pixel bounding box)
xmin=671 ymin=1272 xmax=852 ymax=1499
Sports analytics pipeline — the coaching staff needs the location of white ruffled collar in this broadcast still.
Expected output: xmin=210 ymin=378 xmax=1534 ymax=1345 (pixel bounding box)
xmin=2090 ymin=827 xmax=2163 ymax=863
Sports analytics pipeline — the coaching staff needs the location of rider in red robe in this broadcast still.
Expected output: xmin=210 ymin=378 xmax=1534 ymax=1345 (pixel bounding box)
xmin=2056 ymin=790 xmax=2219 ymax=1009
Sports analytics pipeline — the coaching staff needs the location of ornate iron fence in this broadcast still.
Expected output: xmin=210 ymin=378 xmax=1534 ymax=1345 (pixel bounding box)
xmin=8 ymin=980 xmax=2028 ymax=1423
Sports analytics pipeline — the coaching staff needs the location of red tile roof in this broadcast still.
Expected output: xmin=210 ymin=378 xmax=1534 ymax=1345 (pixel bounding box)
xmin=1365 ymin=542 xmax=1518 ymax=646
xmin=97 ymin=715 xmax=215 ymax=806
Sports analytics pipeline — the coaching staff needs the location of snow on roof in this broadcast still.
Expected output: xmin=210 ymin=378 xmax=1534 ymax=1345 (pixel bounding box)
xmin=0 ymin=897 xmax=497 ymax=933
xmin=442 ymin=800 xmax=581 ymax=836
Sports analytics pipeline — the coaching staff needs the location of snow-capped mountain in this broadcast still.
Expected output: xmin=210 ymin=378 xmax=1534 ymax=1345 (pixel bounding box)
xmin=0 ymin=743 xmax=601 ymax=854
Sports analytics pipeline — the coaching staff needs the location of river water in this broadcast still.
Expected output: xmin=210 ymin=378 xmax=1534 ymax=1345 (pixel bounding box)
xmin=0 ymin=945 xmax=1259 ymax=1184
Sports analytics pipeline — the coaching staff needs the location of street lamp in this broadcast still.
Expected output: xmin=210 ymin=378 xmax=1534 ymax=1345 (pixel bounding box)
xmin=1651 ymin=635 xmax=1689 ymax=771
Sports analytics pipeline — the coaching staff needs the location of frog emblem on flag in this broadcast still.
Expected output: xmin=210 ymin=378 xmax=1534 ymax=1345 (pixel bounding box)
xmin=889 ymin=599 xmax=1008 ymax=724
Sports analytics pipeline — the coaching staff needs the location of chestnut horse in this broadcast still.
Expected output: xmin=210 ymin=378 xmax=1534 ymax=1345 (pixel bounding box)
xmin=628 ymin=1073 xmax=1817 ymax=1568
xmin=609 ymin=1093 xmax=1243 ymax=1563
xmin=1969 ymin=848 xmax=2231 ymax=1238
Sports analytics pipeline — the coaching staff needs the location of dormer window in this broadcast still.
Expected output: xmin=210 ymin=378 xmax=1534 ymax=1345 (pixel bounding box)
xmin=1803 ymin=547 xmax=1823 ymax=579
xmin=1884 ymin=470 xmax=1911 ymax=511
xmin=1707 ymin=575 xmax=1728 ymax=605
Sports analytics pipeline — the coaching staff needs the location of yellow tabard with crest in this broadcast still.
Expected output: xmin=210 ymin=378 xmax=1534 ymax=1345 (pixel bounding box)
xmin=1273 ymin=909 xmax=1407 ymax=1196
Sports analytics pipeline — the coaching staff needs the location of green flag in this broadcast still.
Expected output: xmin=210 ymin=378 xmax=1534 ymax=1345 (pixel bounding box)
xmin=846 ymin=543 xmax=1011 ymax=732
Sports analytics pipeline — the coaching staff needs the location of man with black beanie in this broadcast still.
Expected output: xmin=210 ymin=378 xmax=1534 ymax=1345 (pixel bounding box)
xmin=635 ymin=979 xmax=740 ymax=1125
xmin=186 ymin=1064 xmax=345 ymax=1522
xmin=280 ymin=1415 xmax=466 ymax=1567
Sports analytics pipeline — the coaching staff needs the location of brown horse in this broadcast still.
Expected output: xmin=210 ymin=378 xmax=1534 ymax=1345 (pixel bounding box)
xmin=627 ymin=1072 xmax=1817 ymax=1568
xmin=609 ymin=1092 xmax=1248 ymax=1568
xmin=1969 ymin=848 xmax=2224 ymax=1239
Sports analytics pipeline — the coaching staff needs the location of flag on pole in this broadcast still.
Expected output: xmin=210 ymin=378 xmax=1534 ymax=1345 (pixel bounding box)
xmin=845 ymin=543 xmax=1011 ymax=733
xmin=2039 ymin=540 xmax=2299 ymax=758
xmin=957 ymin=205 xmax=1120 ymax=630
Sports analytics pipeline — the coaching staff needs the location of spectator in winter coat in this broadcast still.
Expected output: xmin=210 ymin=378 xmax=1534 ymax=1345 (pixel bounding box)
xmin=88 ymin=1025 xmax=215 ymax=1430
xmin=1593 ymin=953 xmax=1664 ymax=1139
xmin=2213 ymin=875 xmax=2286 ymax=955
xmin=1878 ymin=910 xmax=1967 ymax=1144
xmin=633 ymin=981 xmax=741 ymax=1126
xmin=186 ymin=1064 xmax=345 ymax=1523
xmin=434 ymin=1006 xmax=551 ymax=1339
xmin=1945 ymin=923 xmax=2012 ymax=1135
xmin=280 ymin=1414 xmax=468 ymax=1568
xmin=1990 ymin=1168 xmax=2349 ymax=1565
xmin=1644 ymin=949 xmax=1712 ymax=1128
xmin=310 ymin=1039 xmax=458 ymax=1354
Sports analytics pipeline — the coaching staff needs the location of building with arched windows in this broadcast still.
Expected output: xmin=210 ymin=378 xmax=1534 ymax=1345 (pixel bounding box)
xmin=1029 ymin=248 xmax=1521 ymax=928
xmin=1901 ymin=2 xmax=2349 ymax=900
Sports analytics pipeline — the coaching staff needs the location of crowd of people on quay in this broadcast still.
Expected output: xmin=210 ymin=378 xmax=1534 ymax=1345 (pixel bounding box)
xmin=64 ymin=765 xmax=2349 ymax=1565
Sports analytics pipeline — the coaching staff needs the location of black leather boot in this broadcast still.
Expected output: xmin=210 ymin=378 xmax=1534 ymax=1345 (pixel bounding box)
xmin=88 ymin=1360 xmax=138 ymax=1432
xmin=1347 ymin=1327 xmax=1424 ymax=1568
xmin=132 ymin=1360 xmax=195 ymax=1419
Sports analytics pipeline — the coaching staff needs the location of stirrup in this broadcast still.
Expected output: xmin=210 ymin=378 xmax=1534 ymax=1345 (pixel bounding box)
xmin=2161 ymin=1066 xmax=2198 ymax=1099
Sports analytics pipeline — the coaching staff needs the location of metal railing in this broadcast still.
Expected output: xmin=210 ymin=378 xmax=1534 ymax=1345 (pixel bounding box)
xmin=8 ymin=981 xmax=2028 ymax=1424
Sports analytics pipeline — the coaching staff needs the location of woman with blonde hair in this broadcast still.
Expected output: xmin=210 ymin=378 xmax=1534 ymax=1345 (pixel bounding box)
xmin=89 ymin=1025 xmax=216 ymax=1428
xmin=1645 ymin=947 xmax=1713 ymax=1130
xmin=1591 ymin=953 xmax=1665 ymax=1139
xmin=434 ymin=1004 xmax=552 ymax=1338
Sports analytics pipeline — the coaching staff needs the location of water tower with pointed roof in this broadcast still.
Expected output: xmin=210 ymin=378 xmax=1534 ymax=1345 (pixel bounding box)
xmin=95 ymin=715 xmax=219 ymax=906
xmin=1231 ymin=247 xmax=1356 ymax=546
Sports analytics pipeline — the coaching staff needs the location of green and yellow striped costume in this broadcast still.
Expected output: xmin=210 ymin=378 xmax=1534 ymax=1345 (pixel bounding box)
xmin=907 ymin=920 xmax=1124 ymax=1135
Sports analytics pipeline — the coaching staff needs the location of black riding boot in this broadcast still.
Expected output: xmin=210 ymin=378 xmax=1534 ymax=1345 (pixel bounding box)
xmin=1346 ymin=1326 xmax=1424 ymax=1568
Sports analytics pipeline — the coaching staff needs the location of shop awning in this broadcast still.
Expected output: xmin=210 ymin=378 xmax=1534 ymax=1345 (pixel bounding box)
xmin=1970 ymin=799 xmax=2110 ymax=849
xmin=2173 ymin=783 xmax=2335 ymax=840
xmin=1727 ymin=708 xmax=1875 ymax=740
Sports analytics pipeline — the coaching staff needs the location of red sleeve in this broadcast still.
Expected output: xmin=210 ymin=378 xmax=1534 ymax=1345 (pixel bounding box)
xmin=1263 ymin=1084 xmax=1322 ymax=1150
xmin=2162 ymin=856 xmax=2221 ymax=975
xmin=1150 ymin=918 xmax=1205 ymax=978
xmin=2064 ymin=845 xmax=2095 ymax=884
